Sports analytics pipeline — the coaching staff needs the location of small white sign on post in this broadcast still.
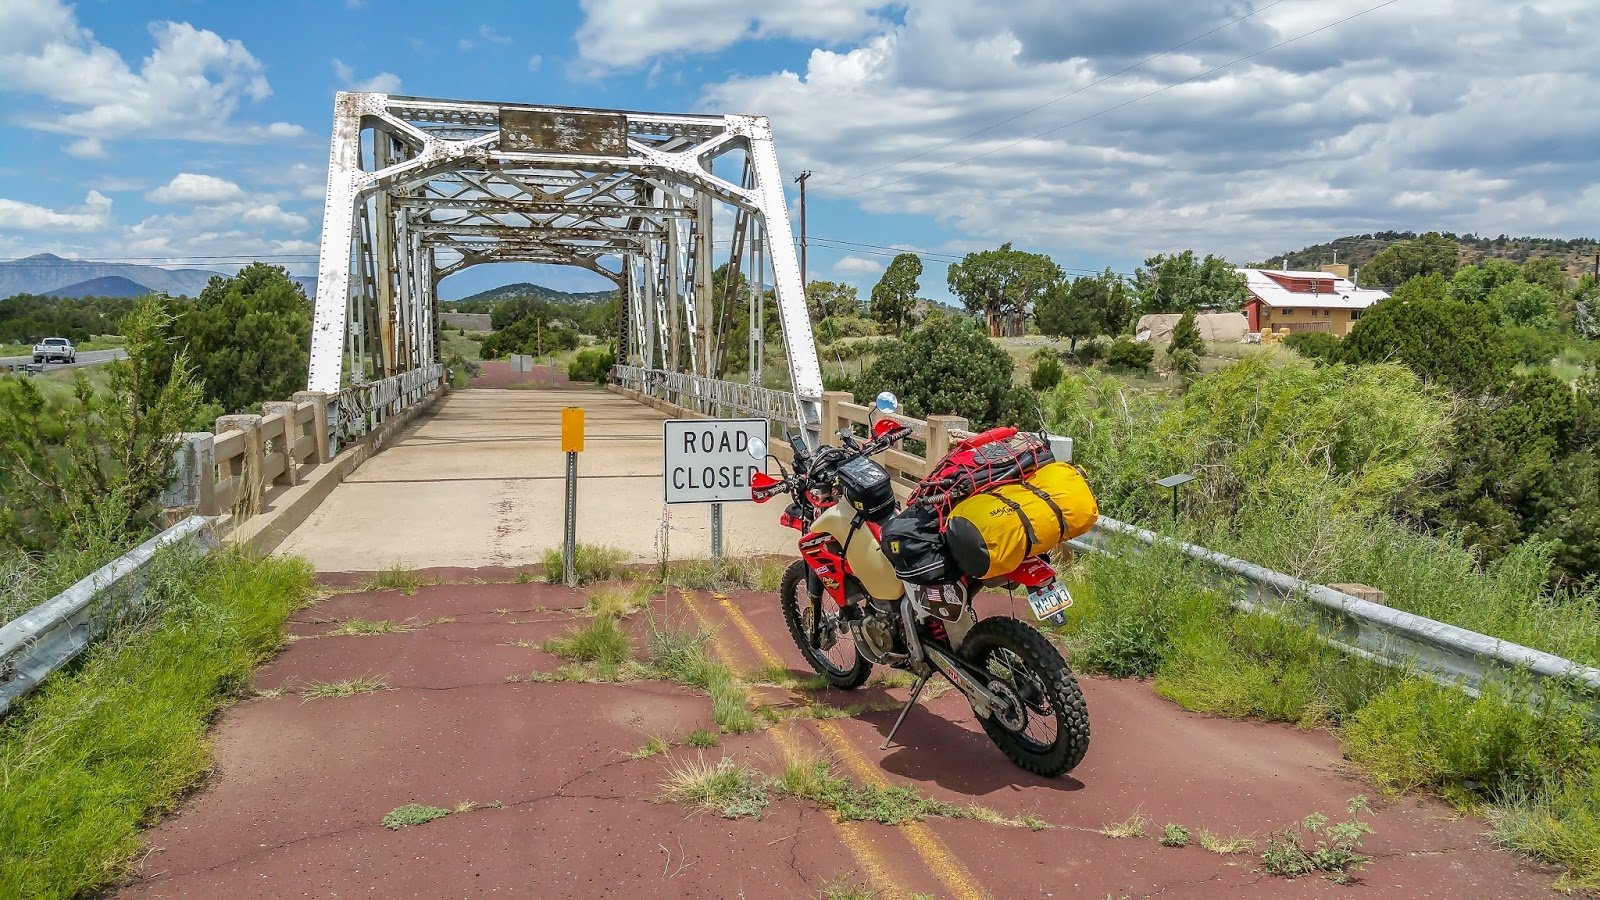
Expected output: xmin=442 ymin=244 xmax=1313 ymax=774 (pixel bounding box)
xmin=663 ymin=418 xmax=769 ymax=504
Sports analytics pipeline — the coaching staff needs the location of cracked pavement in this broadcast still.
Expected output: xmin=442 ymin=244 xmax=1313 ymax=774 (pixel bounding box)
xmin=114 ymin=578 xmax=1565 ymax=899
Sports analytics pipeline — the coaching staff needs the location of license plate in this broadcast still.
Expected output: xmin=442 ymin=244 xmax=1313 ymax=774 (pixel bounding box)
xmin=1027 ymin=583 xmax=1073 ymax=624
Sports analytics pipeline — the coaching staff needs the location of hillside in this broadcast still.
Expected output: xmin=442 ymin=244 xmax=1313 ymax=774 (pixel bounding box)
xmin=44 ymin=275 xmax=152 ymax=298
xmin=455 ymin=282 xmax=616 ymax=305
xmin=1255 ymin=232 xmax=1600 ymax=279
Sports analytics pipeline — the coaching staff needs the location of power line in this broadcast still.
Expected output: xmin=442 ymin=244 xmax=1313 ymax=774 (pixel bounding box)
xmin=839 ymin=0 xmax=1403 ymax=199
xmin=834 ymin=0 xmax=1290 ymax=184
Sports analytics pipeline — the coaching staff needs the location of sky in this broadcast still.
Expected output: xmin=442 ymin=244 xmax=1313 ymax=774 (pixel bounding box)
xmin=0 ymin=0 xmax=1596 ymax=301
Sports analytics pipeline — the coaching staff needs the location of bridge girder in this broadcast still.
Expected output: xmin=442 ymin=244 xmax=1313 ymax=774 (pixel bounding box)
xmin=308 ymin=92 xmax=821 ymax=425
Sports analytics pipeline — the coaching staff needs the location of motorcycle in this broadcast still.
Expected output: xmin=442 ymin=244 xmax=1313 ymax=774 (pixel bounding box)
xmin=748 ymin=393 xmax=1091 ymax=777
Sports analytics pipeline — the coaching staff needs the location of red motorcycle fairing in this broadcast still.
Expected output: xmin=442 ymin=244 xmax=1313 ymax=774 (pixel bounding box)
xmin=799 ymin=531 xmax=851 ymax=607
xmin=1002 ymin=555 xmax=1058 ymax=587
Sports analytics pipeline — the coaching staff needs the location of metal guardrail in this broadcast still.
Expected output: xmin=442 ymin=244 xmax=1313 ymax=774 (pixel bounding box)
xmin=614 ymin=364 xmax=807 ymax=426
xmin=0 ymin=516 xmax=218 ymax=714
xmin=1069 ymin=517 xmax=1600 ymax=706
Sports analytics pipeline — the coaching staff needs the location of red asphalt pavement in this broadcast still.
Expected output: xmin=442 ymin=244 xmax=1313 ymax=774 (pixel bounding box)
xmin=115 ymin=576 xmax=1563 ymax=899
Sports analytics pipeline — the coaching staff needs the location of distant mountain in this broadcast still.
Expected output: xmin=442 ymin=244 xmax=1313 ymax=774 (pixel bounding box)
xmin=456 ymin=282 xmax=616 ymax=304
xmin=0 ymin=253 xmax=223 ymax=297
xmin=44 ymin=275 xmax=153 ymax=298
xmin=1255 ymin=232 xmax=1600 ymax=280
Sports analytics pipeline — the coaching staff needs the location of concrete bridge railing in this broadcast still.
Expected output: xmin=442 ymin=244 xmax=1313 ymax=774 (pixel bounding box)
xmin=163 ymin=363 xmax=445 ymax=541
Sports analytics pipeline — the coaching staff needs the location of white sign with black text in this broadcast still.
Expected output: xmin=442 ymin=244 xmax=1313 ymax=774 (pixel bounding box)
xmin=663 ymin=418 xmax=769 ymax=504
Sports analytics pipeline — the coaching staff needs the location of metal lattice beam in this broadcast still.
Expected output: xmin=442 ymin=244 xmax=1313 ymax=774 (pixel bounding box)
xmin=308 ymin=92 xmax=822 ymax=427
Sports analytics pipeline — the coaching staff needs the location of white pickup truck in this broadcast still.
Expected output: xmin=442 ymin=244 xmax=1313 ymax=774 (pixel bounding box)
xmin=32 ymin=337 xmax=76 ymax=364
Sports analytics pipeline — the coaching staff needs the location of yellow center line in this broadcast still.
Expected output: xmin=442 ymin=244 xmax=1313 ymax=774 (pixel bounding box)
xmin=714 ymin=594 xmax=991 ymax=900
xmin=679 ymin=592 xmax=903 ymax=900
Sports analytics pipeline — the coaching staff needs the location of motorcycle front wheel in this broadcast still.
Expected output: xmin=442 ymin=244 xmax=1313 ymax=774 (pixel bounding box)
xmin=961 ymin=616 xmax=1090 ymax=777
xmin=779 ymin=559 xmax=871 ymax=689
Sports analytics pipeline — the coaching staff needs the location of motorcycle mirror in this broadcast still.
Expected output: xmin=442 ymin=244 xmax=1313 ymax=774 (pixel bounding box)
xmin=875 ymin=391 xmax=900 ymax=414
xmin=747 ymin=437 xmax=767 ymax=460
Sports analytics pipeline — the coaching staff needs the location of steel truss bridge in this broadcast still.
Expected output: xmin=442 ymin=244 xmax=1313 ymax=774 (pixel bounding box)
xmin=308 ymin=92 xmax=823 ymax=431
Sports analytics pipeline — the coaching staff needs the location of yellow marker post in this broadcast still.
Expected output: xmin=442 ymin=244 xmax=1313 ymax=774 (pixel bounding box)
xmin=561 ymin=407 xmax=584 ymax=586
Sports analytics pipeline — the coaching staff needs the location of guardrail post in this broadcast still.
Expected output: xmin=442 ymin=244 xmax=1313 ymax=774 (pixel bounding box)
xmin=293 ymin=391 xmax=332 ymax=463
xmin=262 ymin=401 xmax=301 ymax=487
xmin=926 ymin=414 xmax=968 ymax=465
xmin=216 ymin=414 xmax=264 ymax=517
xmin=821 ymin=391 xmax=851 ymax=440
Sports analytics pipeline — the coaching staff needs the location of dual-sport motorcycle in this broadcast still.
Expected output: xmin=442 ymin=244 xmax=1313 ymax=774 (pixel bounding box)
xmin=748 ymin=394 xmax=1093 ymax=777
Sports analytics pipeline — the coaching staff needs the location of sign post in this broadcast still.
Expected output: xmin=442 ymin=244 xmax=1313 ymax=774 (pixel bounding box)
xmin=663 ymin=418 xmax=768 ymax=561
xmin=561 ymin=407 xmax=585 ymax=586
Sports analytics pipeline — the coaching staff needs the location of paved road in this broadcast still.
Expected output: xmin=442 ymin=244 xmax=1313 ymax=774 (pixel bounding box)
xmin=0 ymin=348 xmax=126 ymax=372
xmin=277 ymin=383 xmax=796 ymax=571
xmin=115 ymin=576 xmax=1562 ymax=898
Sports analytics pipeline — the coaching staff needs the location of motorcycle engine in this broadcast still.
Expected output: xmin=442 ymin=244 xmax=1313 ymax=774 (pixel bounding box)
xmin=852 ymin=600 xmax=906 ymax=664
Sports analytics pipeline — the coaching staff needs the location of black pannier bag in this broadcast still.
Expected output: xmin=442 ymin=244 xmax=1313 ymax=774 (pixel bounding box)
xmin=881 ymin=503 xmax=956 ymax=585
xmin=837 ymin=455 xmax=897 ymax=520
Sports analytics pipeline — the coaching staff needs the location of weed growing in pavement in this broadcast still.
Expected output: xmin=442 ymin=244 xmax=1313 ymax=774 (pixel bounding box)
xmin=662 ymin=756 xmax=770 ymax=820
xmin=632 ymin=736 xmax=669 ymax=759
xmin=821 ymin=874 xmax=878 ymax=900
xmin=1099 ymin=813 xmax=1148 ymax=839
xmin=301 ymin=676 xmax=389 ymax=699
xmin=382 ymin=804 xmax=451 ymax=829
xmin=686 ymin=728 xmax=719 ymax=748
xmin=363 ymin=564 xmax=430 ymax=595
xmin=1490 ymin=777 xmax=1600 ymax=894
xmin=542 ymin=543 xmax=628 ymax=585
xmin=326 ymin=618 xmax=413 ymax=636
xmin=747 ymin=661 xmax=830 ymax=692
xmin=1259 ymin=797 xmax=1374 ymax=884
xmin=1195 ymin=829 xmax=1255 ymax=855
xmin=585 ymin=582 xmax=658 ymax=619
xmin=644 ymin=614 xmax=756 ymax=733
xmin=514 ymin=570 xmax=535 ymax=584
xmin=1160 ymin=823 xmax=1190 ymax=847
xmin=665 ymin=557 xmax=789 ymax=592
xmin=541 ymin=616 xmax=632 ymax=677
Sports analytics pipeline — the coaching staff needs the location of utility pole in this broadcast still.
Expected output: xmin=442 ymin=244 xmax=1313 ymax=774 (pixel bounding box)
xmin=794 ymin=171 xmax=812 ymax=287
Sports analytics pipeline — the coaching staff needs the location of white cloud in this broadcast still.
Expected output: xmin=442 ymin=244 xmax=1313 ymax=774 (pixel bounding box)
xmin=574 ymin=0 xmax=887 ymax=70
xmin=697 ymin=0 xmax=1600 ymax=264
xmin=528 ymin=53 xmax=544 ymax=72
xmin=459 ymin=23 xmax=513 ymax=51
xmin=147 ymin=173 xmax=244 ymax=204
xmin=833 ymin=255 xmax=884 ymax=275
xmin=64 ymin=137 xmax=103 ymax=158
xmin=331 ymin=58 xmax=401 ymax=93
xmin=0 ymin=1 xmax=300 ymax=142
xmin=0 ymin=191 xmax=112 ymax=231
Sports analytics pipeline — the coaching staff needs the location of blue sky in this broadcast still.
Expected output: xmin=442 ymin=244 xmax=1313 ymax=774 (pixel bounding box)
xmin=2 ymin=0 xmax=1597 ymax=300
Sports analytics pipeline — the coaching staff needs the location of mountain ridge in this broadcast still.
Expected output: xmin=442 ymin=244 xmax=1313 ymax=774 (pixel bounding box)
xmin=1254 ymin=232 xmax=1600 ymax=278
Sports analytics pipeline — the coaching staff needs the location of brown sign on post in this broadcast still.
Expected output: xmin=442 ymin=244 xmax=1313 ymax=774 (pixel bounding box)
xmin=499 ymin=107 xmax=629 ymax=157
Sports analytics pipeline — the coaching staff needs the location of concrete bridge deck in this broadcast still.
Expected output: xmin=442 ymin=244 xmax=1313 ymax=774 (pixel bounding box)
xmin=278 ymin=387 xmax=795 ymax=573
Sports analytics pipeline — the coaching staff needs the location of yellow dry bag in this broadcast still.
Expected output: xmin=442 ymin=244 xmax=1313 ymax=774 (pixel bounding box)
xmin=944 ymin=462 xmax=1099 ymax=579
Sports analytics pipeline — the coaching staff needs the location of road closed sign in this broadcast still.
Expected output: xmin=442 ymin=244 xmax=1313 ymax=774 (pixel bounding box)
xmin=663 ymin=418 xmax=769 ymax=504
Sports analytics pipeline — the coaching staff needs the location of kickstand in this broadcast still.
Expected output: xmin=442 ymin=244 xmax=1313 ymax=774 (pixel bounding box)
xmin=880 ymin=672 xmax=931 ymax=751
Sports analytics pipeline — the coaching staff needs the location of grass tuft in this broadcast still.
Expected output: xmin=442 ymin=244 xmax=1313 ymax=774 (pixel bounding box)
xmin=1160 ymin=823 xmax=1190 ymax=847
xmin=542 ymin=616 xmax=633 ymax=678
xmin=1259 ymin=797 xmax=1374 ymax=884
xmin=301 ymin=676 xmax=389 ymax=699
xmin=821 ymin=874 xmax=878 ymax=900
xmin=585 ymin=582 xmax=657 ymax=619
xmin=661 ymin=756 xmax=770 ymax=819
xmin=748 ymin=661 xmax=830 ymax=692
xmin=1099 ymin=813 xmax=1147 ymax=839
xmin=326 ymin=618 xmax=413 ymax=636
xmin=1195 ymin=828 xmax=1255 ymax=855
xmin=632 ymin=736 xmax=669 ymax=759
xmin=665 ymin=557 xmax=789 ymax=592
xmin=542 ymin=543 xmax=629 ymax=586
xmin=363 ymin=564 xmax=430 ymax=595
xmin=686 ymin=728 xmax=719 ymax=748
xmin=382 ymin=803 xmax=452 ymax=829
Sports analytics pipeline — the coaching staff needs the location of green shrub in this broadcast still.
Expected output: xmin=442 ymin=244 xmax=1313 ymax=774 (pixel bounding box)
xmin=0 ymin=549 xmax=313 ymax=898
xmin=541 ymin=543 xmax=629 ymax=585
xmin=1029 ymin=353 xmax=1063 ymax=392
xmin=1104 ymin=337 xmax=1154 ymax=372
xmin=1168 ymin=348 xmax=1200 ymax=383
xmin=1168 ymin=309 xmax=1204 ymax=357
xmin=567 ymin=345 xmax=616 ymax=382
xmin=854 ymin=312 xmax=1016 ymax=427
xmin=1282 ymin=330 xmax=1341 ymax=364
xmin=1074 ymin=339 xmax=1104 ymax=363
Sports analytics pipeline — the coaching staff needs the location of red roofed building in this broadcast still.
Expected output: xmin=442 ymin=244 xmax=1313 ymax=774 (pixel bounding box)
xmin=1239 ymin=265 xmax=1389 ymax=337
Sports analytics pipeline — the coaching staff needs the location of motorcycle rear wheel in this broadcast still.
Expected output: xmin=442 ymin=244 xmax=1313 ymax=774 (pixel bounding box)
xmin=961 ymin=616 xmax=1090 ymax=777
xmin=779 ymin=559 xmax=871 ymax=689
